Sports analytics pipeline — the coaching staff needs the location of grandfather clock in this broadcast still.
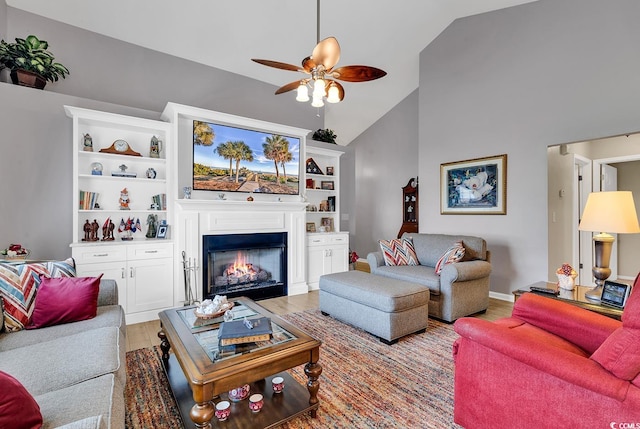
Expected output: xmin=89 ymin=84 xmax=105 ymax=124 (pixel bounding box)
xmin=398 ymin=177 xmax=418 ymax=238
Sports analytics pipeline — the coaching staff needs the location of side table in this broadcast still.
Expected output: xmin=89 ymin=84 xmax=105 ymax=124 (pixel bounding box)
xmin=513 ymin=281 xmax=622 ymax=320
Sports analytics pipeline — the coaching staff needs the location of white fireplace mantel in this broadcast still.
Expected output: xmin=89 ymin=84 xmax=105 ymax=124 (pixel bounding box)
xmin=173 ymin=199 xmax=309 ymax=303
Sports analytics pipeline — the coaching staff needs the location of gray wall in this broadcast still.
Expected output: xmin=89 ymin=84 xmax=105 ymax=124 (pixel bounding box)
xmin=0 ymin=7 xmax=322 ymax=260
xmin=349 ymin=90 xmax=419 ymax=255
xmin=418 ymin=0 xmax=640 ymax=294
xmin=611 ymin=160 xmax=640 ymax=277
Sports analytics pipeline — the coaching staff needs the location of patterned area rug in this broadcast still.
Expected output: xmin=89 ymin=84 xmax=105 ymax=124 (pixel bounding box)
xmin=125 ymin=310 xmax=461 ymax=428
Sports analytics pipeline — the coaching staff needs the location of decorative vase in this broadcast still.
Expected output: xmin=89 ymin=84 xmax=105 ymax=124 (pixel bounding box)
xmin=10 ymin=69 xmax=46 ymax=89
xmin=557 ymin=272 xmax=577 ymax=291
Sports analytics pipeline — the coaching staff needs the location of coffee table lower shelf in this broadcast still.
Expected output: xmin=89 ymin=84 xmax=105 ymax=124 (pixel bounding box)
xmin=164 ymin=354 xmax=318 ymax=429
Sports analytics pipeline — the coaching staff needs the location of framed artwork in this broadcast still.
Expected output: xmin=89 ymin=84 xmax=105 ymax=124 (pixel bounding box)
xmin=326 ymin=166 xmax=334 ymax=176
xmin=321 ymin=217 xmax=334 ymax=232
xmin=321 ymin=181 xmax=334 ymax=190
xmin=440 ymin=154 xmax=507 ymax=215
xmin=157 ymin=224 xmax=169 ymax=239
xmin=306 ymin=222 xmax=316 ymax=232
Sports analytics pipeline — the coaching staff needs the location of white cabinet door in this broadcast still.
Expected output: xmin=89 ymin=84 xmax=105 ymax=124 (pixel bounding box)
xmin=76 ymin=261 xmax=127 ymax=310
xmin=329 ymin=244 xmax=349 ymax=274
xmin=127 ymin=257 xmax=174 ymax=314
xmin=307 ymin=245 xmax=329 ymax=289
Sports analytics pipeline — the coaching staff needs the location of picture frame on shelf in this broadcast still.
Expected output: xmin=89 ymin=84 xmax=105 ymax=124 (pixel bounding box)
xmin=157 ymin=224 xmax=169 ymax=239
xmin=321 ymin=181 xmax=334 ymax=190
xmin=440 ymin=154 xmax=507 ymax=215
xmin=306 ymin=222 xmax=316 ymax=233
xmin=326 ymin=166 xmax=334 ymax=176
xmin=321 ymin=217 xmax=334 ymax=232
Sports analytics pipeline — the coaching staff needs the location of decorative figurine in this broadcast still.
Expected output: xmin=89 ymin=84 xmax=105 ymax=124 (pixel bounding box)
xmin=119 ymin=188 xmax=130 ymax=210
xmin=112 ymin=164 xmax=136 ymax=178
xmin=90 ymin=219 xmax=100 ymax=241
xmin=146 ymin=168 xmax=156 ymax=179
xmin=102 ymin=217 xmax=115 ymax=241
xmin=183 ymin=187 xmax=192 ymax=199
xmin=150 ymin=136 xmax=163 ymax=158
xmin=82 ymin=220 xmax=91 ymax=241
xmin=83 ymin=133 xmax=93 ymax=152
xmin=91 ymin=162 xmax=103 ymax=176
xmin=118 ymin=217 xmax=140 ymax=241
xmin=146 ymin=214 xmax=158 ymax=239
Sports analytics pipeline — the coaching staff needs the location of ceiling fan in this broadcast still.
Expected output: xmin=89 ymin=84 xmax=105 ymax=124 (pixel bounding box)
xmin=251 ymin=0 xmax=386 ymax=107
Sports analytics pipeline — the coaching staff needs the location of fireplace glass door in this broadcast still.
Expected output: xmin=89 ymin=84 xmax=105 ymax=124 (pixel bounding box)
xmin=203 ymin=233 xmax=287 ymax=301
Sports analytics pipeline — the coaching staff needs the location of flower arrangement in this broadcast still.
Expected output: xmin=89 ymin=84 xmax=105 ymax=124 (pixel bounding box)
xmin=556 ymin=263 xmax=577 ymax=290
xmin=349 ymin=250 xmax=359 ymax=264
xmin=1 ymin=243 xmax=30 ymax=259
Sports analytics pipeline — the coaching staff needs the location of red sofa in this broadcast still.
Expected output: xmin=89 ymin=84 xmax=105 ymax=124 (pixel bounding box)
xmin=453 ymin=275 xmax=640 ymax=428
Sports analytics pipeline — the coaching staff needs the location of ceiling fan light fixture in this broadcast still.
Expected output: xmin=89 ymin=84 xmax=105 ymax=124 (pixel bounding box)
xmin=326 ymin=82 xmax=340 ymax=103
xmin=312 ymin=78 xmax=326 ymax=98
xmin=296 ymin=82 xmax=309 ymax=102
xmin=311 ymin=94 xmax=324 ymax=108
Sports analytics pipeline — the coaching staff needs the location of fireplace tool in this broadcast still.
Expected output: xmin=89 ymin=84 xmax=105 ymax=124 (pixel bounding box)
xmin=181 ymin=250 xmax=198 ymax=306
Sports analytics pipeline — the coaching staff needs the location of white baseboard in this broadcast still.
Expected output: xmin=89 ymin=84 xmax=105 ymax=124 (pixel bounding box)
xmin=489 ymin=291 xmax=515 ymax=303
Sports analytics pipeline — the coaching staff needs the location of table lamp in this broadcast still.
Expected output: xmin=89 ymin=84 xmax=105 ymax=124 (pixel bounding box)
xmin=578 ymin=191 xmax=640 ymax=301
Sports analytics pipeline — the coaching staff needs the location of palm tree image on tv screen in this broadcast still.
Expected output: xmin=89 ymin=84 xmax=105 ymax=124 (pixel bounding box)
xmin=192 ymin=120 xmax=300 ymax=195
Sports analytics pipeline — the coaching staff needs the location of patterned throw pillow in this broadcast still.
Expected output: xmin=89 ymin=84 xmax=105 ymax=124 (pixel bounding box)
xmin=435 ymin=241 xmax=466 ymax=275
xmin=379 ymin=238 xmax=419 ymax=266
xmin=0 ymin=258 xmax=76 ymax=332
xmin=0 ymin=297 xmax=4 ymax=333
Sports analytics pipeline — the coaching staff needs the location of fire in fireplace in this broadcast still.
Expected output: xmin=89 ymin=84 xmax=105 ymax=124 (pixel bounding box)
xmin=203 ymin=232 xmax=287 ymax=301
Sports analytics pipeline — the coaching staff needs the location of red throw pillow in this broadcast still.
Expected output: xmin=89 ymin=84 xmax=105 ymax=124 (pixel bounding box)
xmin=591 ymin=281 xmax=640 ymax=380
xmin=0 ymin=371 xmax=43 ymax=429
xmin=26 ymin=275 xmax=102 ymax=329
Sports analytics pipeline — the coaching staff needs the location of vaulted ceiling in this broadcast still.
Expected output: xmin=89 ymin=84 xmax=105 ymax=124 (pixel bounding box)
xmin=7 ymin=0 xmax=538 ymax=144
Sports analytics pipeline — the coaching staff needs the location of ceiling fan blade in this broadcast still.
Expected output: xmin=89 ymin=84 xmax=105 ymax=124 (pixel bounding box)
xmin=302 ymin=56 xmax=317 ymax=73
xmin=275 ymin=80 xmax=304 ymax=95
xmin=330 ymin=65 xmax=387 ymax=82
xmin=311 ymin=37 xmax=341 ymax=70
xmin=251 ymin=59 xmax=304 ymax=73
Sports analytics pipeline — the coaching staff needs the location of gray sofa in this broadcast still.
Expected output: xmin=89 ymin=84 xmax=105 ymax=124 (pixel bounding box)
xmin=367 ymin=233 xmax=491 ymax=322
xmin=0 ymin=279 xmax=126 ymax=429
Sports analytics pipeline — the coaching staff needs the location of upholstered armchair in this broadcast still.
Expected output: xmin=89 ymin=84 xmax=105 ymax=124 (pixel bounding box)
xmin=453 ymin=275 xmax=640 ymax=428
xmin=367 ymin=233 xmax=491 ymax=322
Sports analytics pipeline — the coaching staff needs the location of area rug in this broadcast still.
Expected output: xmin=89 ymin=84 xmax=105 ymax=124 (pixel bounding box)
xmin=125 ymin=310 xmax=461 ymax=428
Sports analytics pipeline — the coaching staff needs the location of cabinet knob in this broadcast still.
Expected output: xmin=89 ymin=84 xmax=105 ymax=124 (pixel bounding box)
xmin=130 ymin=267 xmax=134 ymax=278
xmin=121 ymin=268 xmax=125 ymax=279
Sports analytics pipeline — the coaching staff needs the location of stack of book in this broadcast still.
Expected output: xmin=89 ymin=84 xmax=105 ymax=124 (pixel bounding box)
xmin=218 ymin=317 xmax=272 ymax=346
xmin=151 ymin=193 xmax=166 ymax=210
xmin=79 ymin=190 xmax=99 ymax=210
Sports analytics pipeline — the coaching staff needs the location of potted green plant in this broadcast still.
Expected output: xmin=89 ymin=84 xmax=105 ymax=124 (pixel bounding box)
xmin=312 ymin=128 xmax=337 ymax=144
xmin=0 ymin=35 xmax=69 ymax=89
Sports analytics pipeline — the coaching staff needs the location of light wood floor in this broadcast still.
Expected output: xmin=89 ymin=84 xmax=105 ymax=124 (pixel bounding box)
xmin=125 ymin=291 xmax=513 ymax=352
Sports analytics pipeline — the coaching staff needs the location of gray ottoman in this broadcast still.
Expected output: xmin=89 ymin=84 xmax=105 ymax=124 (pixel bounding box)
xmin=319 ymin=271 xmax=430 ymax=344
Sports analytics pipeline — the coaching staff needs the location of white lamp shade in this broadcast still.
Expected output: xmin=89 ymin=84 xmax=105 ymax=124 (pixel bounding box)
xmin=311 ymin=94 xmax=324 ymax=108
xmin=296 ymin=83 xmax=309 ymax=102
xmin=312 ymin=79 xmax=326 ymax=98
xmin=578 ymin=191 xmax=640 ymax=233
xmin=326 ymin=84 xmax=340 ymax=103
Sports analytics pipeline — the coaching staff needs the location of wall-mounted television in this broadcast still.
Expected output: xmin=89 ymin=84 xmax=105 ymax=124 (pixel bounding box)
xmin=192 ymin=120 xmax=301 ymax=195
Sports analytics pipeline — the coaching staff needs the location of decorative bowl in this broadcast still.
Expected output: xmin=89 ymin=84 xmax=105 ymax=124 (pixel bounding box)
xmin=249 ymin=394 xmax=264 ymax=412
xmin=228 ymin=384 xmax=250 ymax=402
xmin=194 ymin=302 xmax=234 ymax=319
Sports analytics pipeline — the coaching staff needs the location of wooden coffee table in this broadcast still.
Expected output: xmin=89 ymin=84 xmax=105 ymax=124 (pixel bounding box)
xmin=513 ymin=281 xmax=623 ymax=320
xmin=158 ymin=297 xmax=322 ymax=429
